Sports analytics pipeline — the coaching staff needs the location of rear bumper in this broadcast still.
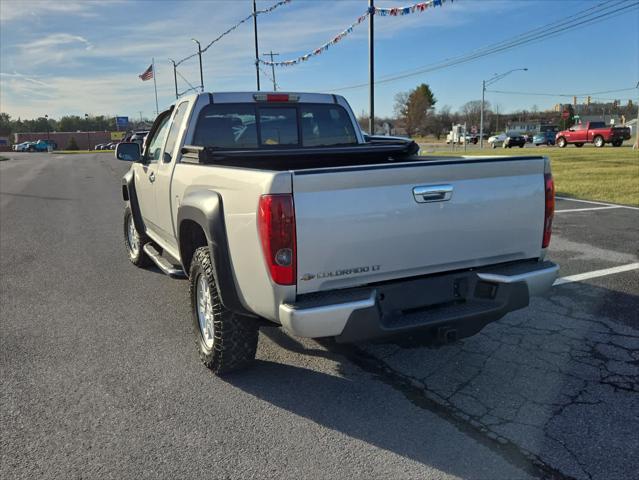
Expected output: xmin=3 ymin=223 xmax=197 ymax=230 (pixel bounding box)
xmin=279 ymin=260 xmax=558 ymax=343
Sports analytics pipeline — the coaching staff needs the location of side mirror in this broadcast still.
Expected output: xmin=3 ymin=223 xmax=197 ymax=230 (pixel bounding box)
xmin=115 ymin=142 xmax=141 ymax=162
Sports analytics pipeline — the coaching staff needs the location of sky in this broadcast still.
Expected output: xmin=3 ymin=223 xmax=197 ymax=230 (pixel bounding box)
xmin=1 ymin=0 xmax=638 ymax=121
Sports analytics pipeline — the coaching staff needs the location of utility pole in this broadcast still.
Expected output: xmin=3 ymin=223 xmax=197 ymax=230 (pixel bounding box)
xmin=169 ymin=59 xmax=178 ymax=100
xmin=480 ymin=80 xmax=485 ymax=148
xmin=635 ymin=81 xmax=639 ymax=149
xmin=44 ymin=114 xmax=50 ymax=141
xmin=252 ymin=0 xmax=261 ymax=91
xmin=192 ymin=38 xmax=204 ymax=92
xmin=263 ymin=51 xmax=279 ymax=91
xmin=138 ymin=111 xmax=143 ymax=122
xmin=368 ymin=0 xmax=375 ymax=135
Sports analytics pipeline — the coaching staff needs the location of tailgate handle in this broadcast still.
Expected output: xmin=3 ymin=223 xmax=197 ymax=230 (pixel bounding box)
xmin=413 ymin=185 xmax=453 ymax=203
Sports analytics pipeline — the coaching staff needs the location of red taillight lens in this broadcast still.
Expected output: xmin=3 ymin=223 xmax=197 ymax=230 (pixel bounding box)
xmin=543 ymin=173 xmax=555 ymax=248
xmin=258 ymin=194 xmax=296 ymax=285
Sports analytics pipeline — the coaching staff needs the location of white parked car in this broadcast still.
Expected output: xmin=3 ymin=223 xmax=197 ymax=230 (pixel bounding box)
xmin=13 ymin=142 xmax=32 ymax=152
xmin=487 ymin=133 xmax=508 ymax=148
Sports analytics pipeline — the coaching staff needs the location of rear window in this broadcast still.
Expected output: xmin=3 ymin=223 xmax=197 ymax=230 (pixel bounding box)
xmin=192 ymin=103 xmax=357 ymax=149
xmin=589 ymin=121 xmax=605 ymax=129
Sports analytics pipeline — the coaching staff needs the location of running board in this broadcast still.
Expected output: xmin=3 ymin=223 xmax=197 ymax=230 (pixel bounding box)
xmin=143 ymin=244 xmax=186 ymax=278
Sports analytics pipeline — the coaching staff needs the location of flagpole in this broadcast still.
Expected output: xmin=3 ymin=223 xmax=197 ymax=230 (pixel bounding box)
xmin=152 ymin=57 xmax=159 ymax=116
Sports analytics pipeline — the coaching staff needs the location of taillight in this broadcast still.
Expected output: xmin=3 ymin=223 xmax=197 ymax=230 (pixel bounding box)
xmin=258 ymin=194 xmax=296 ymax=285
xmin=543 ymin=173 xmax=555 ymax=248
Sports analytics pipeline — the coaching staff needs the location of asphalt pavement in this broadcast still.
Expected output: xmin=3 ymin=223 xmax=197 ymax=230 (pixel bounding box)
xmin=1 ymin=152 xmax=637 ymax=479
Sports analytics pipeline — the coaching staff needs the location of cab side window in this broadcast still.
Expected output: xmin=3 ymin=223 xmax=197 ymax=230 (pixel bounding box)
xmin=163 ymin=102 xmax=189 ymax=163
xmin=145 ymin=116 xmax=171 ymax=163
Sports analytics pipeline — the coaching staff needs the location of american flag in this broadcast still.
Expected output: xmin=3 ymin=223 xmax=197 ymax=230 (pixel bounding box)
xmin=139 ymin=64 xmax=153 ymax=81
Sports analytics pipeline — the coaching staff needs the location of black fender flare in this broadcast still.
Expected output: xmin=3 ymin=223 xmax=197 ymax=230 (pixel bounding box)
xmin=122 ymin=169 xmax=145 ymax=234
xmin=177 ymin=190 xmax=252 ymax=317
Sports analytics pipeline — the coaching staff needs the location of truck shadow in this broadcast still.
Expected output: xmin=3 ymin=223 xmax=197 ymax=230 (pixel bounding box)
xmin=222 ymin=327 xmax=540 ymax=478
xmin=224 ymin=278 xmax=639 ymax=479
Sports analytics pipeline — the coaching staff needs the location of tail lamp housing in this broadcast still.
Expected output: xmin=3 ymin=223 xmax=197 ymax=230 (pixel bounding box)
xmin=542 ymin=173 xmax=555 ymax=248
xmin=258 ymin=194 xmax=296 ymax=285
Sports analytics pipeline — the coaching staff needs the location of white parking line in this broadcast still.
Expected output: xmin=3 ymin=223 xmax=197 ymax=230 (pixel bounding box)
xmin=554 ymin=262 xmax=639 ymax=286
xmin=556 ymin=196 xmax=639 ymax=211
xmin=555 ymin=206 xmax=622 ymax=213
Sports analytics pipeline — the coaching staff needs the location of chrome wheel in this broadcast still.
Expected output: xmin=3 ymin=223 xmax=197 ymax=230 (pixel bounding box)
xmin=196 ymin=274 xmax=215 ymax=349
xmin=127 ymin=214 xmax=139 ymax=257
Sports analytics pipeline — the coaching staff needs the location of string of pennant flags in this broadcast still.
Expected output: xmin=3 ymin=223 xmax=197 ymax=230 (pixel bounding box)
xmin=175 ymin=0 xmax=291 ymax=67
xmin=142 ymin=0 xmax=452 ymax=95
xmin=259 ymin=0 xmax=452 ymax=67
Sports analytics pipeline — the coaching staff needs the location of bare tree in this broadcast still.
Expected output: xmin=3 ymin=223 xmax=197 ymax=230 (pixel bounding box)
xmin=460 ymin=100 xmax=489 ymax=129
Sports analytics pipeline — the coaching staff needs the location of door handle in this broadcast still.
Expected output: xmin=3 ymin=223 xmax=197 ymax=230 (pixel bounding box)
xmin=149 ymin=172 xmax=155 ymax=182
xmin=413 ymin=185 xmax=453 ymax=203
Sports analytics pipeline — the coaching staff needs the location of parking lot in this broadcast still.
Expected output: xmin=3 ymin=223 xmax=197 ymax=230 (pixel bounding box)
xmin=1 ymin=152 xmax=637 ymax=479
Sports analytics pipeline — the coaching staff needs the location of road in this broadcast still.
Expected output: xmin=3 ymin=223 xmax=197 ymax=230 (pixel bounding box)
xmin=1 ymin=152 xmax=637 ymax=479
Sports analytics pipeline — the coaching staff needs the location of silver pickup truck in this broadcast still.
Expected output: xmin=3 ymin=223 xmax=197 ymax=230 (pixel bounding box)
xmin=116 ymin=92 xmax=558 ymax=374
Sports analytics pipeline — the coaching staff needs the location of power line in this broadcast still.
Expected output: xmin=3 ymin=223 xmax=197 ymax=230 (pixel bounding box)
xmin=486 ymin=87 xmax=638 ymax=97
xmin=175 ymin=0 xmax=291 ymax=67
xmin=331 ymin=0 xmax=638 ymax=91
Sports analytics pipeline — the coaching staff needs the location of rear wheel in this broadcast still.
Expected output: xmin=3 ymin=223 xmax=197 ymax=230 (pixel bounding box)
xmin=519 ymin=144 xmax=524 ymax=148
xmin=593 ymin=136 xmax=605 ymax=148
xmin=123 ymin=206 xmax=151 ymax=267
xmin=557 ymin=137 xmax=567 ymax=148
xmin=575 ymin=143 xmax=584 ymax=148
xmin=190 ymin=246 xmax=259 ymax=374
xmin=612 ymin=139 xmax=623 ymax=147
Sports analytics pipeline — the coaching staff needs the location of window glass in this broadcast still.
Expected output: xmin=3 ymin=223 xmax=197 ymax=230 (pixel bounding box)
xmin=193 ymin=104 xmax=257 ymax=149
xmin=163 ymin=102 xmax=189 ymax=162
xmin=258 ymin=108 xmax=298 ymax=146
xmin=300 ymin=104 xmax=357 ymax=147
xmin=146 ymin=116 xmax=171 ymax=162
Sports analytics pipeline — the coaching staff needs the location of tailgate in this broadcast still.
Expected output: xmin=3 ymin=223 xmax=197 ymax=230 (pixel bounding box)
xmin=293 ymin=157 xmax=546 ymax=294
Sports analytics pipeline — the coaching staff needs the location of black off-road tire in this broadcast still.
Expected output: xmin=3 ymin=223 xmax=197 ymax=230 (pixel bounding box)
xmin=123 ymin=206 xmax=151 ymax=267
xmin=189 ymin=246 xmax=258 ymax=374
xmin=557 ymin=137 xmax=567 ymax=148
xmin=612 ymin=139 xmax=622 ymax=147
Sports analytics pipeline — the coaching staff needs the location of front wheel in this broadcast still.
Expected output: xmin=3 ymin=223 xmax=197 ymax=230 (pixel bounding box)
xmin=593 ymin=136 xmax=605 ymax=148
xmin=123 ymin=206 xmax=151 ymax=267
xmin=190 ymin=246 xmax=259 ymax=374
xmin=557 ymin=137 xmax=567 ymax=148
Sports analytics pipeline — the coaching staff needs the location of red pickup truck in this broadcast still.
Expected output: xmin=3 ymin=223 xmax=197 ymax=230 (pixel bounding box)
xmin=555 ymin=121 xmax=630 ymax=148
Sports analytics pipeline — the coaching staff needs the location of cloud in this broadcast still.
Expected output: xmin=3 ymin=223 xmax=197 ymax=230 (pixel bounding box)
xmin=23 ymin=33 xmax=93 ymax=51
xmin=0 ymin=0 xmax=113 ymax=22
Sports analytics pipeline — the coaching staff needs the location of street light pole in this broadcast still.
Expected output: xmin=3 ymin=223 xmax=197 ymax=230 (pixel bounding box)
xmin=369 ymin=0 xmax=375 ymax=135
xmin=85 ymin=113 xmax=90 ymax=150
xmin=169 ymin=59 xmax=178 ymax=99
xmin=44 ymin=114 xmax=50 ymax=141
xmin=480 ymin=68 xmax=528 ymax=148
xmin=263 ymin=51 xmax=279 ymax=91
xmin=192 ymin=38 xmax=204 ymax=92
xmin=252 ymin=0 xmax=261 ymax=91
